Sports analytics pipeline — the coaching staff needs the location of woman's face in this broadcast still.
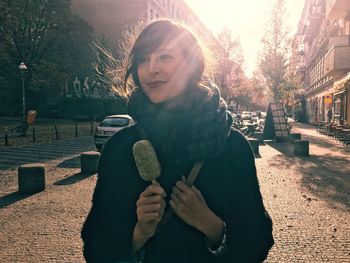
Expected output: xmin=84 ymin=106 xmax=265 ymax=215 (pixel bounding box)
xmin=137 ymin=40 xmax=193 ymax=104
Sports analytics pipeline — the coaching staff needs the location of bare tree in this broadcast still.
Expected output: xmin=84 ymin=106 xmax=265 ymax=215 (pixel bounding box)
xmin=214 ymin=28 xmax=245 ymax=102
xmin=0 ymin=0 xmax=94 ymax=116
xmin=258 ymin=0 xmax=292 ymax=103
xmin=90 ymin=21 xmax=146 ymax=100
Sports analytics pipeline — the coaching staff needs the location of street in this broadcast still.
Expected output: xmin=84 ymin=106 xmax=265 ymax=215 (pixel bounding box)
xmin=0 ymin=124 xmax=349 ymax=262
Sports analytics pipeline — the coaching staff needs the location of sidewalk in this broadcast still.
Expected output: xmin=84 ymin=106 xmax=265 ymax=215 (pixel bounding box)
xmin=259 ymin=122 xmax=349 ymax=262
xmin=0 ymin=123 xmax=349 ymax=262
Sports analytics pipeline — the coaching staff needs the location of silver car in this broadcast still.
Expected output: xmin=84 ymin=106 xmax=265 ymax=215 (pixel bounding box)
xmin=94 ymin=114 xmax=135 ymax=151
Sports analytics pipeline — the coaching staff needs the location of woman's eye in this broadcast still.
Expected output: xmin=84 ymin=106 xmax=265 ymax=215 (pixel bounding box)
xmin=139 ymin=57 xmax=150 ymax=64
xmin=159 ymin=54 xmax=172 ymax=60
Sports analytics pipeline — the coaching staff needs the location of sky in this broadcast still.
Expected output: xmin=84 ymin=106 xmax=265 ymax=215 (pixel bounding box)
xmin=184 ymin=0 xmax=306 ymax=76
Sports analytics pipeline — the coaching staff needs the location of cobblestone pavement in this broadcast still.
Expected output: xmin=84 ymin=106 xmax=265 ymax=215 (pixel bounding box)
xmin=0 ymin=124 xmax=349 ymax=262
xmin=262 ymin=123 xmax=350 ymax=263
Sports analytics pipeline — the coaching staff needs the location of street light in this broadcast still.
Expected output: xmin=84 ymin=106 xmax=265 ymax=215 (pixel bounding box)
xmin=18 ymin=62 xmax=27 ymax=119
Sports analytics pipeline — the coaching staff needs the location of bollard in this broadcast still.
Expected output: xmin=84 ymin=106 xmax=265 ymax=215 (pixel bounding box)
xmin=54 ymin=124 xmax=59 ymax=140
xmin=247 ymin=138 xmax=259 ymax=155
xmin=90 ymin=121 xmax=93 ymax=135
xmin=32 ymin=127 xmax=36 ymax=142
xmin=5 ymin=132 xmax=8 ymax=146
xmin=81 ymin=151 xmax=100 ymax=174
xmin=75 ymin=122 xmax=78 ymax=137
xmin=289 ymin=133 xmax=301 ymax=143
xmin=293 ymin=140 xmax=309 ymax=156
xmin=18 ymin=163 xmax=46 ymax=193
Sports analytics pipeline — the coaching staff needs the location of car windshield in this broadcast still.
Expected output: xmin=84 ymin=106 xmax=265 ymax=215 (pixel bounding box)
xmin=101 ymin=117 xmax=130 ymax=127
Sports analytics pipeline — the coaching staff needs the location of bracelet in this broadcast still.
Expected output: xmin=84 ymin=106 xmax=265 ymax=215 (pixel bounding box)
xmin=205 ymin=221 xmax=227 ymax=256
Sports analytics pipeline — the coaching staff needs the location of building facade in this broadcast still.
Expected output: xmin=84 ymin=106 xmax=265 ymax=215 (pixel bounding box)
xmin=293 ymin=0 xmax=350 ymax=124
xmin=70 ymin=0 xmax=222 ymax=56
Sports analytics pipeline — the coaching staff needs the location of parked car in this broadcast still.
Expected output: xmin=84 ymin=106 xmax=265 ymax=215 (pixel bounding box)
xmin=241 ymin=111 xmax=252 ymax=125
xmin=94 ymin=114 xmax=135 ymax=151
xmin=241 ymin=111 xmax=252 ymax=120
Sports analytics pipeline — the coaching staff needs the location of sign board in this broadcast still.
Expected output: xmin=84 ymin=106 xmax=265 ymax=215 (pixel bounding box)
xmin=263 ymin=103 xmax=289 ymax=141
xmin=324 ymin=95 xmax=332 ymax=105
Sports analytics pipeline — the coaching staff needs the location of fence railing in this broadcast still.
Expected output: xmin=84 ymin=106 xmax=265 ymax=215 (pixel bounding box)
xmin=0 ymin=120 xmax=98 ymax=149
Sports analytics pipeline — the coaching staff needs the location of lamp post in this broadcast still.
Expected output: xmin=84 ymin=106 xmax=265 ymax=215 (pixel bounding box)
xmin=18 ymin=62 xmax=27 ymax=119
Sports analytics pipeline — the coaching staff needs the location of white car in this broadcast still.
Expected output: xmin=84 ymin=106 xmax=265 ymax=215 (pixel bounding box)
xmin=94 ymin=114 xmax=135 ymax=151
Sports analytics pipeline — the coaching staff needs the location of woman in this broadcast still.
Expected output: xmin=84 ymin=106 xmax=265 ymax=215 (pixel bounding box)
xmin=81 ymin=19 xmax=273 ymax=263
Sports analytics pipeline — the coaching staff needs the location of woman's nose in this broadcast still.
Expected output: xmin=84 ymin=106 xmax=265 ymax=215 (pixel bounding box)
xmin=148 ymin=56 xmax=160 ymax=74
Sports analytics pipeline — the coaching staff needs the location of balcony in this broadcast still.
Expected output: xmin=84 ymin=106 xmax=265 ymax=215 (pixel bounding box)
xmin=326 ymin=0 xmax=350 ymax=20
xmin=328 ymin=35 xmax=350 ymax=49
xmin=324 ymin=46 xmax=350 ymax=77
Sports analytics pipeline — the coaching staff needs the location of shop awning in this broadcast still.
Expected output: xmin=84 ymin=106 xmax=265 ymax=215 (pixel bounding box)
xmin=334 ymin=89 xmax=346 ymax=96
xmin=334 ymin=72 xmax=350 ymax=91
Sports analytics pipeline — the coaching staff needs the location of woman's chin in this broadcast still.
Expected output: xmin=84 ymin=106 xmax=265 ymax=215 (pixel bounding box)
xmin=148 ymin=96 xmax=167 ymax=104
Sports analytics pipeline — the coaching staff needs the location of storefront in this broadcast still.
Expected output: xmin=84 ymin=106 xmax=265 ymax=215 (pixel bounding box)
xmin=305 ymin=82 xmax=334 ymax=124
xmin=333 ymin=73 xmax=350 ymax=125
xmin=323 ymin=94 xmax=332 ymax=122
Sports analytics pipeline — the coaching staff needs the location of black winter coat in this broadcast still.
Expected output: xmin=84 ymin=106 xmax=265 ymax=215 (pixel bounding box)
xmin=81 ymin=125 xmax=274 ymax=263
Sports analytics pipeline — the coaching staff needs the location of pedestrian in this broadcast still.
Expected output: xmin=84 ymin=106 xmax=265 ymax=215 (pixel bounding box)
xmin=327 ymin=107 xmax=332 ymax=124
xmin=81 ymin=19 xmax=273 ymax=263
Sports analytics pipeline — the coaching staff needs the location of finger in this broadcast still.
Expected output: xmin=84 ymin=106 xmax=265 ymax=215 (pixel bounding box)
xmin=137 ymin=203 xmax=163 ymax=214
xmin=170 ymin=192 xmax=180 ymax=202
xmin=159 ymin=199 xmax=166 ymax=216
xmin=175 ymin=181 xmax=192 ymax=193
xmin=157 ymin=199 xmax=166 ymax=214
xmin=169 ymin=195 xmax=185 ymax=215
xmin=192 ymin=185 xmax=204 ymax=199
xmin=193 ymin=185 xmax=207 ymax=204
xmin=170 ymin=192 xmax=188 ymax=205
xmin=172 ymin=186 xmax=181 ymax=196
xmin=140 ymin=184 xmax=166 ymax=198
xmin=137 ymin=194 xmax=164 ymax=206
xmin=176 ymin=182 xmax=195 ymax=200
xmin=169 ymin=199 xmax=175 ymax=211
xmin=169 ymin=199 xmax=176 ymax=210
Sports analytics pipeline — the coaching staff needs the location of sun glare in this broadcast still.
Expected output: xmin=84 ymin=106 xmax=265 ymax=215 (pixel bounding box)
xmin=184 ymin=0 xmax=305 ymax=76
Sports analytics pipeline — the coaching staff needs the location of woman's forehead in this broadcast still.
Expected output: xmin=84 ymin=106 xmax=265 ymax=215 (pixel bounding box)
xmin=157 ymin=39 xmax=179 ymax=50
xmin=147 ymin=40 xmax=182 ymax=54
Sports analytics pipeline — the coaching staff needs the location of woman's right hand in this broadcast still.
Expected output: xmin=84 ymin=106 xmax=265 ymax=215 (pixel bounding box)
xmin=135 ymin=183 xmax=166 ymax=239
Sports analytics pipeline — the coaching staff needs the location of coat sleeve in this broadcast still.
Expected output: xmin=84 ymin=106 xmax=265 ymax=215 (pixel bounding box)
xmin=221 ymin=130 xmax=274 ymax=262
xmin=81 ymin=131 xmax=140 ymax=262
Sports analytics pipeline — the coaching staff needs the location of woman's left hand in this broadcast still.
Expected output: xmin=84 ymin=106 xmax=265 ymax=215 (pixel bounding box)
xmin=170 ymin=177 xmax=225 ymax=245
xmin=169 ymin=176 xmax=210 ymax=230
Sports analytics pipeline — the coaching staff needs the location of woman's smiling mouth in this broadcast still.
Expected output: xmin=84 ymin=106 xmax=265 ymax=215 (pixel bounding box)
xmin=147 ymin=81 xmax=168 ymax=89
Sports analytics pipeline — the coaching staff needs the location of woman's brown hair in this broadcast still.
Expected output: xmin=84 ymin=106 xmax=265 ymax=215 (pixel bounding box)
xmin=125 ymin=19 xmax=207 ymax=91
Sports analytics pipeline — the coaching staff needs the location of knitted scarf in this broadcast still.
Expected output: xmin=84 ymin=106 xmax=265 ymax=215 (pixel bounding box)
xmin=127 ymin=85 xmax=232 ymax=164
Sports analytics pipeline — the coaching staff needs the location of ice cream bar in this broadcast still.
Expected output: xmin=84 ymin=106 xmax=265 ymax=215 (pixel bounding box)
xmin=133 ymin=140 xmax=161 ymax=184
